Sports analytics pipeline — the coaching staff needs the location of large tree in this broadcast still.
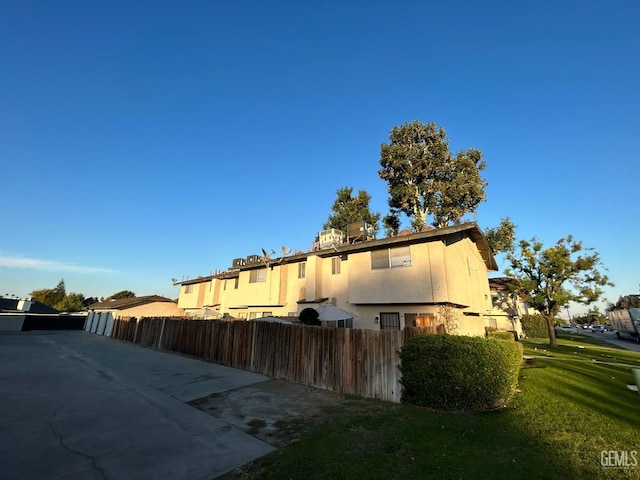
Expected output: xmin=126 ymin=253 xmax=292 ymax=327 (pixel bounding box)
xmin=506 ymin=236 xmax=613 ymax=347
xmin=378 ymin=120 xmax=487 ymax=232
xmin=323 ymin=187 xmax=381 ymax=238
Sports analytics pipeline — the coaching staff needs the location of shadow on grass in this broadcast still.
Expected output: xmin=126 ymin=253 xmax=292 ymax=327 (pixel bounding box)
xmin=506 ymin=357 xmax=640 ymax=480
xmin=539 ymin=363 xmax=638 ymax=426
xmin=219 ymin=350 xmax=640 ymax=480
xmin=219 ymin=381 xmax=639 ymax=479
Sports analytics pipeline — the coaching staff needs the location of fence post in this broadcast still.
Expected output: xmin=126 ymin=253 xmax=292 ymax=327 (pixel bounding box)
xmin=133 ymin=317 xmax=140 ymax=344
xmin=157 ymin=317 xmax=167 ymax=350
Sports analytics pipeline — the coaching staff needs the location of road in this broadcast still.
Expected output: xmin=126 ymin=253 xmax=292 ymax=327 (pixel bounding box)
xmin=576 ymin=329 xmax=640 ymax=353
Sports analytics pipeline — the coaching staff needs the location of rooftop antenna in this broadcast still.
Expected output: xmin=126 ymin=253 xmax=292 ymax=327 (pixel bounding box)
xmin=260 ymin=248 xmax=275 ymax=266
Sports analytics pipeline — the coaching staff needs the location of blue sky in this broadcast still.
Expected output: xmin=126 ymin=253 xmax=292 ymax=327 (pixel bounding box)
xmin=1 ymin=1 xmax=638 ymax=316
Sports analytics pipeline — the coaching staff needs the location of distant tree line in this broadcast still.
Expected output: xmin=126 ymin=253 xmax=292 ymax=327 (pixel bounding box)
xmin=29 ymin=279 xmax=135 ymax=312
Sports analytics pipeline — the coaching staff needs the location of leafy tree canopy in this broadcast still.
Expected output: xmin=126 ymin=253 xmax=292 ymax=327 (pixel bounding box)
xmin=105 ymin=290 xmax=136 ymax=301
xmin=379 ymin=120 xmax=487 ymax=232
xmin=484 ymin=217 xmax=517 ymax=255
xmin=506 ymin=235 xmax=613 ymax=347
xmin=83 ymin=297 xmax=100 ymax=307
xmin=323 ymin=187 xmax=381 ymax=238
xmin=29 ymin=279 xmax=86 ymax=312
xmin=55 ymin=293 xmax=86 ymax=312
xmin=30 ymin=279 xmax=66 ymax=308
xmin=607 ymin=294 xmax=640 ymax=311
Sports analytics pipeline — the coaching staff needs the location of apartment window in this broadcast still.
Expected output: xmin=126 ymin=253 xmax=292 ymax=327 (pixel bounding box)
xmin=262 ymin=311 xmax=272 ymax=317
xmin=185 ymin=284 xmax=194 ymax=293
xmin=249 ymin=268 xmax=267 ymax=283
xmin=224 ymin=280 xmax=227 ymax=290
xmin=248 ymin=312 xmax=258 ymax=320
xmin=298 ymin=262 xmax=306 ymax=279
xmin=234 ymin=277 xmax=239 ymax=289
xmin=404 ymin=313 xmax=417 ymax=327
xmin=380 ymin=312 xmax=401 ymax=330
xmin=371 ymin=246 xmax=412 ymax=269
xmin=331 ymin=257 xmax=341 ymax=275
xmin=237 ymin=312 xmax=247 ymax=320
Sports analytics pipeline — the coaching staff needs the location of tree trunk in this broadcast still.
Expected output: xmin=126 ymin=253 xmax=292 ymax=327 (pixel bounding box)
xmin=545 ymin=314 xmax=557 ymax=348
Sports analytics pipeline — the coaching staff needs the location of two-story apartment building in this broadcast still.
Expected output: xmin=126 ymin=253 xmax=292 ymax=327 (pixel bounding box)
xmin=176 ymin=222 xmax=498 ymax=336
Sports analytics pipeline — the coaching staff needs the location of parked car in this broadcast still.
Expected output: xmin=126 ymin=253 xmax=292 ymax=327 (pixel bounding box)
xmin=556 ymin=324 xmax=577 ymax=334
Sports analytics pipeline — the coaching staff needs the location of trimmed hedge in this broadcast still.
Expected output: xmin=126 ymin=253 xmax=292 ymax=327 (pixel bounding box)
xmin=521 ymin=314 xmax=549 ymax=338
xmin=399 ymin=335 xmax=522 ymax=411
xmin=487 ymin=330 xmax=516 ymax=341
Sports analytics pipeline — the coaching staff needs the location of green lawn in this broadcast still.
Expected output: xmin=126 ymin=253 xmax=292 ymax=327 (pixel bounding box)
xmin=219 ymin=335 xmax=640 ymax=480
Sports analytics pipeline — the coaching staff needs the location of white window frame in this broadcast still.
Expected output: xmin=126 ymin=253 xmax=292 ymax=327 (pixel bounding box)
xmin=331 ymin=256 xmax=341 ymax=275
xmin=371 ymin=246 xmax=412 ymax=269
xmin=298 ymin=262 xmax=306 ymax=279
xmin=249 ymin=268 xmax=267 ymax=283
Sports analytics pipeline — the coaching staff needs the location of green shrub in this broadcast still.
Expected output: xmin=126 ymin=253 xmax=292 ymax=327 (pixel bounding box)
xmin=399 ymin=335 xmax=522 ymax=411
xmin=487 ymin=330 xmax=516 ymax=341
xmin=520 ymin=313 xmax=549 ymax=338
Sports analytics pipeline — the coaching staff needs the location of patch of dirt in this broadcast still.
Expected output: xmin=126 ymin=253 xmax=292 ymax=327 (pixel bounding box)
xmin=189 ymin=379 xmax=345 ymax=447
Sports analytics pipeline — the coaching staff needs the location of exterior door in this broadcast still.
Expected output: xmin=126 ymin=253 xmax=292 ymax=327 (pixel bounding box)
xmin=379 ymin=312 xmax=400 ymax=330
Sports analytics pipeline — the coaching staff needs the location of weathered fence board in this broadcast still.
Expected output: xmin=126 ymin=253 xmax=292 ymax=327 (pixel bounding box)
xmin=109 ymin=318 xmax=442 ymax=403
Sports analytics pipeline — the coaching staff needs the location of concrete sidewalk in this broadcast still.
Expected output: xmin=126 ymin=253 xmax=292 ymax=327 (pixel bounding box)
xmin=0 ymin=331 xmax=275 ymax=480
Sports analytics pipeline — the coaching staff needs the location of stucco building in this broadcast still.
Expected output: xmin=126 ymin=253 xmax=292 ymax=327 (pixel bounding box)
xmin=485 ymin=277 xmax=530 ymax=337
xmin=176 ymin=223 xmax=498 ymax=336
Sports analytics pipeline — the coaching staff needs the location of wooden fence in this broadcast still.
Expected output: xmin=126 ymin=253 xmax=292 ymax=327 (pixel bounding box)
xmin=110 ymin=317 xmax=445 ymax=403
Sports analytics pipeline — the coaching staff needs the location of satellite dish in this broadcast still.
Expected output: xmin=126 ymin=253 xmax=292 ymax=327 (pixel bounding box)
xmin=260 ymin=248 xmax=275 ymax=266
xmin=281 ymin=245 xmax=292 ymax=256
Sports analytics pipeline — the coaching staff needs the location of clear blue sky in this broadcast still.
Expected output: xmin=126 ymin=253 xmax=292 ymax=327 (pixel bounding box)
xmin=2 ymin=1 xmax=638 ymax=316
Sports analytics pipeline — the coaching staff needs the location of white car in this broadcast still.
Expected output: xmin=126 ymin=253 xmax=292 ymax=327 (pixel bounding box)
xmin=556 ymin=324 xmax=577 ymax=334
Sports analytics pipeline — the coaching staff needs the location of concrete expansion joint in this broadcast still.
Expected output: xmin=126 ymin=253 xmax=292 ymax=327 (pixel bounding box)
xmin=48 ymin=411 xmax=109 ymax=480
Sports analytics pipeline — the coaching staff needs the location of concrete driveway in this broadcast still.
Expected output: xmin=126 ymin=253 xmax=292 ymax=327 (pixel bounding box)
xmin=0 ymin=331 xmax=275 ymax=480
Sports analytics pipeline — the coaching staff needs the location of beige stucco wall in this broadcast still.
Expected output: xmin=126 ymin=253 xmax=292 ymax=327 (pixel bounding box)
xmin=347 ymin=238 xmax=491 ymax=316
xmin=176 ymin=232 xmax=494 ymax=334
xmin=444 ymin=237 xmax=493 ymax=315
xmin=178 ymin=283 xmax=201 ymax=310
xmin=348 ymin=244 xmax=435 ymax=304
xmin=486 ymin=314 xmax=523 ymax=336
